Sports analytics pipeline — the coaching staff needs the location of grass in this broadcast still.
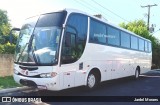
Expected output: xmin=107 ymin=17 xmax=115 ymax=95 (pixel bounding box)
xmin=0 ymin=76 xmax=22 ymax=90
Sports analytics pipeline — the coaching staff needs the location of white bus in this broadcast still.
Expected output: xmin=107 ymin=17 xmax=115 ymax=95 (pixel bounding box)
xmin=12 ymin=9 xmax=152 ymax=91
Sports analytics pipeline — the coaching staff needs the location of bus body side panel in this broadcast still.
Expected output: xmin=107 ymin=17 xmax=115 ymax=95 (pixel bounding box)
xmin=82 ymin=43 xmax=151 ymax=82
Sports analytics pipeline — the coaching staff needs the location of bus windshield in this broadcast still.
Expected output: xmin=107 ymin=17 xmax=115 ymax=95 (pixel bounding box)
xmin=14 ymin=11 xmax=66 ymax=66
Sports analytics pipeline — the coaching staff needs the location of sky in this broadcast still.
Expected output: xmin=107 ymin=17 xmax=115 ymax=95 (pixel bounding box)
xmin=0 ymin=0 xmax=160 ymax=39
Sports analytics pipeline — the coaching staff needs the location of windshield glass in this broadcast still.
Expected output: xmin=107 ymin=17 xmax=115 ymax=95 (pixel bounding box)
xmin=14 ymin=11 xmax=66 ymax=66
xmin=14 ymin=16 xmax=39 ymax=64
xmin=32 ymin=27 xmax=61 ymax=64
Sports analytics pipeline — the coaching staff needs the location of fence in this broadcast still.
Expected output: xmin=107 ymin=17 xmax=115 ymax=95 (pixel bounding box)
xmin=0 ymin=54 xmax=14 ymax=77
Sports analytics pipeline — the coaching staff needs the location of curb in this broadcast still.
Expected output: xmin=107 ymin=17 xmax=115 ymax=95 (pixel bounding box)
xmin=0 ymin=86 xmax=33 ymax=94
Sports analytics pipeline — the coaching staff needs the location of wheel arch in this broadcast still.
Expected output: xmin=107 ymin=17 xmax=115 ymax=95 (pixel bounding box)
xmin=85 ymin=67 xmax=101 ymax=86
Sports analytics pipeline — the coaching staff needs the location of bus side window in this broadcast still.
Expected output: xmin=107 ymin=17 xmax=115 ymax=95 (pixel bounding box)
xmin=121 ymin=31 xmax=130 ymax=48
xmin=107 ymin=26 xmax=120 ymax=46
xmin=67 ymin=14 xmax=88 ymax=59
xmin=61 ymin=27 xmax=77 ymax=64
xmin=61 ymin=13 xmax=88 ymax=64
xmin=139 ymin=39 xmax=145 ymax=51
xmin=89 ymin=19 xmax=106 ymax=44
xmin=131 ymin=36 xmax=138 ymax=50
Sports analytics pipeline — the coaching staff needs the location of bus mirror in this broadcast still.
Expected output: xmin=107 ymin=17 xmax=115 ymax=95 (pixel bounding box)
xmin=9 ymin=28 xmax=20 ymax=44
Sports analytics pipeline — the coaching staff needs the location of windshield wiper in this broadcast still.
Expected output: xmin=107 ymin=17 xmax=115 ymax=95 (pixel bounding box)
xmin=27 ymin=34 xmax=38 ymax=64
xmin=17 ymin=43 xmax=28 ymax=63
xmin=27 ymin=34 xmax=34 ymax=52
xmin=17 ymin=34 xmax=38 ymax=64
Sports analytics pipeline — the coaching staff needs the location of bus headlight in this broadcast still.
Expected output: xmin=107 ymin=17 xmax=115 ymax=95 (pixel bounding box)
xmin=14 ymin=69 xmax=19 ymax=74
xmin=40 ymin=72 xmax=57 ymax=78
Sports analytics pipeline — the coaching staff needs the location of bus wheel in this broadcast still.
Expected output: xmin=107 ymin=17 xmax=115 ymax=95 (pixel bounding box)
xmin=86 ymin=72 xmax=98 ymax=89
xmin=135 ymin=68 xmax=140 ymax=79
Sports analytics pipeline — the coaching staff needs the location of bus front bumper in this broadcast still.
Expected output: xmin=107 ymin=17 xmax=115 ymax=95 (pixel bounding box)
xmin=13 ymin=74 xmax=62 ymax=91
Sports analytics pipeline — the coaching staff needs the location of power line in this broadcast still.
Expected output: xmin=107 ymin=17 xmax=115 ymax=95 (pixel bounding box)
xmin=152 ymin=28 xmax=160 ymax=35
xmin=74 ymin=0 xmax=98 ymax=14
xmin=81 ymin=0 xmax=113 ymax=20
xmin=74 ymin=0 xmax=111 ymax=20
xmin=91 ymin=0 xmax=129 ymax=22
xmin=73 ymin=0 xmax=129 ymax=23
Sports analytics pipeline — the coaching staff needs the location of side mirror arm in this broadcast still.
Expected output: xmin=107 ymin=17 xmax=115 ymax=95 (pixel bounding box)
xmin=9 ymin=28 xmax=20 ymax=44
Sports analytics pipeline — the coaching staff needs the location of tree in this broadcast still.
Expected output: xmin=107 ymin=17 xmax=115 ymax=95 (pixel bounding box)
xmin=119 ymin=19 xmax=160 ymax=69
xmin=0 ymin=9 xmax=16 ymax=54
xmin=119 ymin=20 xmax=149 ymax=38
xmin=0 ymin=9 xmax=11 ymax=44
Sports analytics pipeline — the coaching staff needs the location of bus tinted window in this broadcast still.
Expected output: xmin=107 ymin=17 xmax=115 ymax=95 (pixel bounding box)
xmin=139 ymin=39 xmax=145 ymax=51
xmin=67 ymin=14 xmax=88 ymax=41
xmin=131 ymin=36 xmax=138 ymax=50
xmin=145 ymin=41 xmax=148 ymax=52
xmin=121 ymin=31 xmax=130 ymax=48
xmin=107 ymin=26 xmax=120 ymax=46
xmin=89 ymin=19 xmax=107 ymax=44
xmin=36 ymin=12 xmax=67 ymax=27
xmin=66 ymin=13 xmax=88 ymax=61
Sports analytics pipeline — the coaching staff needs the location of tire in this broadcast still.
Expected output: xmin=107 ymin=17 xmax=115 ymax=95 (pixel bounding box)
xmin=86 ymin=72 xmax=98 ymax=89
xmin=135 ymin=68 xmax=140 ymax=79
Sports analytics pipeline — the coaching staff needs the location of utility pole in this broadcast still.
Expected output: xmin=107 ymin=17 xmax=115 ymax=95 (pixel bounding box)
xmin=141 ymin=4 xmax=157 ymax=31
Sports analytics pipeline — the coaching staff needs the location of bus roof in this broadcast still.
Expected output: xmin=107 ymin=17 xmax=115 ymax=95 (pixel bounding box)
xmin=30 ymin=8 xmax=151 ymax=42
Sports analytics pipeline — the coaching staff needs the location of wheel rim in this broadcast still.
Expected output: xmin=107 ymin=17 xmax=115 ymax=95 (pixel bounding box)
xmin=87 ymin=74 xmax=96 ymax=88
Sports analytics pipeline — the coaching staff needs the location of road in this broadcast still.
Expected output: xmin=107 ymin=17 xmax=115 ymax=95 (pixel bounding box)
xmin=0 ymin=70 xmax=160 ymax=105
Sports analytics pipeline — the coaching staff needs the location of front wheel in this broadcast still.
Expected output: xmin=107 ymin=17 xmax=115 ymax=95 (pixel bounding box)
xmin=86 ymin=72 xmax=98 ymax=89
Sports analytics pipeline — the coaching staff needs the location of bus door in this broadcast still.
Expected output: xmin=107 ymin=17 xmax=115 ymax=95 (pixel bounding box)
xmin=60 ymin=30 xmax=78 ymax=89
xmin=59 ymin=64 xmax=77 ymax=89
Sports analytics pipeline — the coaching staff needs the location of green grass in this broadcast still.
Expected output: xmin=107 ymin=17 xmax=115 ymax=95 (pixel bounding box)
xmin=0 ymin=76 xmax=22 ymax=90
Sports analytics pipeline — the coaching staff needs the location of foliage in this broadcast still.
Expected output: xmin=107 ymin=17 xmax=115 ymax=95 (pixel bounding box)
xmin=0 ymin=76 xmax=21 ymax=89
xmin=0 ymin=9 xmax=11 ymax=38
xmin=119 ymin=20 xmax=148 ymax=36
xmin=0 ymin=42 xmax=16 ymax=54
xmin=119 ymin=20 xmax=160 ymax=68
xmin=0 ymin=9 xmax=17 ymax=54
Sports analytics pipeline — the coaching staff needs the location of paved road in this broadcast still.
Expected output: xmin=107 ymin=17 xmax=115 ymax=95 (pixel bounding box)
xmin=1 ymin=70 xmax=160 ymax=105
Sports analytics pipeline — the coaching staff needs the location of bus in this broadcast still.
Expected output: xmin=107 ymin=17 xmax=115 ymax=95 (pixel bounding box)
xmin=12 ymin=9 xmax=152 ymax=91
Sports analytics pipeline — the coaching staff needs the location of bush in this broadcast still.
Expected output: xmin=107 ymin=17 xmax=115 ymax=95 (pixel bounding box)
xmin=0 ymin=42 xmax=15 ymax=54
xmin=0 ymin=44 xmax=4 ymax=53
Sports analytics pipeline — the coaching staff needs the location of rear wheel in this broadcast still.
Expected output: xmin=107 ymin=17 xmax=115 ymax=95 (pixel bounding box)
xmin=135 ymin=68 xmax=140 ymax=79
